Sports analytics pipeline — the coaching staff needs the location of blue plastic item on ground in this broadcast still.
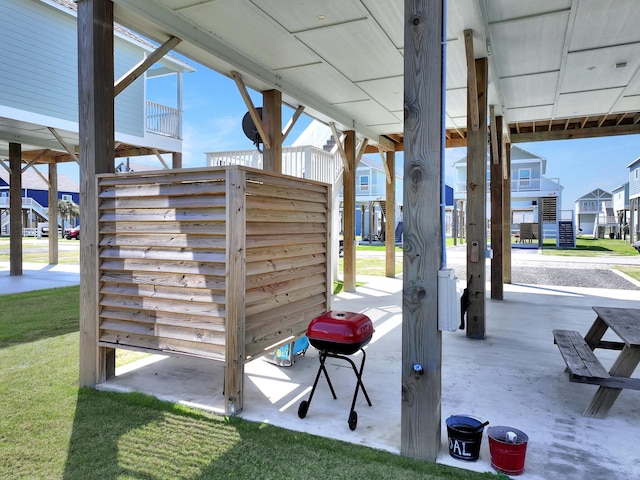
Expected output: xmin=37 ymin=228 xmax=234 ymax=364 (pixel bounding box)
xmin=264 ymin=336 xmax=309 ymax=367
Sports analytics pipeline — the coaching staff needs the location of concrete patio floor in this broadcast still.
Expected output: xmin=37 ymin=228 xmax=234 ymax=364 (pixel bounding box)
xmin=99 ymin=274 xmax=640 ymax=479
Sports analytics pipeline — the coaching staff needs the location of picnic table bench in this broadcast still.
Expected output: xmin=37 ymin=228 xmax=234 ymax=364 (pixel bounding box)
xmin=553 ymin=306 xmax=640 ymax=418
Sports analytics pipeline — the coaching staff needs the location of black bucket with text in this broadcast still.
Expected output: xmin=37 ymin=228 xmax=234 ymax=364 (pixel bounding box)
xmin=446 ymin=415 xmax=485 ymax=461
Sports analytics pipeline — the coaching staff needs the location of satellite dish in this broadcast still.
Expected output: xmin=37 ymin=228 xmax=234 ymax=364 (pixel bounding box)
xmin=242 ymin=107 xmax=263 ymax=152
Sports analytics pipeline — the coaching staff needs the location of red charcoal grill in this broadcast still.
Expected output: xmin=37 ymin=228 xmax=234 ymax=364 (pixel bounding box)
xmin=297 ymin=311 xmax=374 ymax=430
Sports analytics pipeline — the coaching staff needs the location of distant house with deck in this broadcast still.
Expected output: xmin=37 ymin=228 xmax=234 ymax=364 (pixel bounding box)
xmin=628 ymin=156 xmax=640 ymax=243
xmin=574 ymin=188 xmax=615 ymax=238
xmin=453 ymin=145 xmax=563 ymax=245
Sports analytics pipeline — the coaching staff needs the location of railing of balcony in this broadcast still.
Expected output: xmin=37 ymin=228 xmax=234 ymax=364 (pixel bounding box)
xmin=206 ymin=146 xmax=342 ymax=185
xmin=146 ymin=101 xmax=181 ymax=138
xmin=456 ymin=177 xmax=560 ymax=194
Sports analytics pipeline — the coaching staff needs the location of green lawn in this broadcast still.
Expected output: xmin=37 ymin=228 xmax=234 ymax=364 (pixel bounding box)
xmin=541 ymin=236 xmax=639 ymax=256
xmin=0 ymin=286 xmax=499 ymax=480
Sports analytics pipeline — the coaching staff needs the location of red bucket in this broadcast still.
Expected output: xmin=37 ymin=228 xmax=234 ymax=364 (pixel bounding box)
xmin=487 ymin=426 xmax=528 ymax=475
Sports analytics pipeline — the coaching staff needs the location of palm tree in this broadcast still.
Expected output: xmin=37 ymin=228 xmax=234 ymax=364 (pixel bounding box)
xmin=57 ymin=200 xmax=79 ymax=237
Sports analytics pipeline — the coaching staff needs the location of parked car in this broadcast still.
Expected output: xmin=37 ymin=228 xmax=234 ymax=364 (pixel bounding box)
xmin=65 ymin=226 xmax=80 ymax=240
xmin=633 ymin=240 xmax=640 ymax=253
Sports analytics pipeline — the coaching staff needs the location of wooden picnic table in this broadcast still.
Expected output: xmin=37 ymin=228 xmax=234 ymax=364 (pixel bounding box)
xmin=553 ymin=306 xmax=640 ymax=419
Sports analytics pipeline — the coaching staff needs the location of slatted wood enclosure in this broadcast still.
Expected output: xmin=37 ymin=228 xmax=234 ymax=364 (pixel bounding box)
xmin=96 ymin=165 xmax=331 ymax=410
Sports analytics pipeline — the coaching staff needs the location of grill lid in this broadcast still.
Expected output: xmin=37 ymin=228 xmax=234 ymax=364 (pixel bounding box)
xmin=307 ymin=311 xmax=374 ymax=344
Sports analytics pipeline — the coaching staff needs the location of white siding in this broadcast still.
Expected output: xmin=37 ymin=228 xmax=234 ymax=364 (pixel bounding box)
xmin=0 ymin=0 xmax=145 ymax=137
xmin=0 ymin=0 xmax=78 ymax=123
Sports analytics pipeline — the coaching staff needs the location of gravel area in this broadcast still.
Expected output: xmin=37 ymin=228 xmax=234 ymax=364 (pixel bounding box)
xmin=511 ymin=266 xmax=638 ymax=290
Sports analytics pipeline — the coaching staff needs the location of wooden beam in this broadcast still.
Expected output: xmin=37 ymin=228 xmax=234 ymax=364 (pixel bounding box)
xmin=48 ymin=127 xmax=79 ymax=163
xmin=379 ymin=147 xmax=392 ymax=184
xmin=503 ymin=141 xmax=512 ymax=283
xmin=48 ymin=163 xmax=59 ymax=264
xmin=172 ymin=151 xmax=182 ymax=169
xmin=230 ymin=71 xmax=271 ymax=150
xmin=329 ymin=122 xmax=349 ymax=173
xmin=282 ymin=105 xmax=305 ymax=142
xmin=384 ymin=150 xmax=396 ymax=278
xmin=466 ymin=57 xmax=488 ymax=339
xmin=464 ymin=29 xmax=479 ymax=131
xmin=342 ymin=130 xmax=356 ymax=292
xmin=355 ymin=138 xmax=369 ymax=169
xmin=151 ymin=148 xmax=170 ymax=169
xmin=262 ymin=89 xmax=282 ymax=173
xmin=489 ymin=105 xmax=499 ymax=164
xmin=490 ymin=114 xmax=504 ymax=300
xmin=115 ymin=35 xmax=182 ymax=96
xmin=77 ymin=0 xmax=115 ymax=388
xmin=9 ymin=143 xmax=22 ymax=276
xmin=402 ymin=0 xmax=443 ymax=461
xmin=224 ymin=167 xmax=246 ymax=415
xmin=511 ymin=123 xmax=640 ymax=142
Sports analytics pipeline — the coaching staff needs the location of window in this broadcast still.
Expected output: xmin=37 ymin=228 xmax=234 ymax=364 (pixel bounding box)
xmin=359 ymin=175 xmax=369 ymax=192
xmin=635 ymin=168 xmax=639 ymax=180
xmin=518 ymin=168 xmax=531 ymax=186
xmin=61 ymin=194 xmax=72 ymax=202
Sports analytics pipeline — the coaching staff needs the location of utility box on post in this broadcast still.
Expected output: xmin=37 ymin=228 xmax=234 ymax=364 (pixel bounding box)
xmin=438 ymin=268 xmax=461 ymax=331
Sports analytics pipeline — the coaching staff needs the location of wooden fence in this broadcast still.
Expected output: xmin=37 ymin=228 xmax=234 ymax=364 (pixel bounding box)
xmin=96 ymin=165 xmax=331 ymax=412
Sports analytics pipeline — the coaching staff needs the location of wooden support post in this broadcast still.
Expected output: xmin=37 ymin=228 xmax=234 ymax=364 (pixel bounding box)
xmin=77 ymin=0 xmax=115 ymax=387
xmin=402 ymin=0 xmax=444 ymax=460
xmin=503 ymin=141 xmax=512 ymax=283
xmin=224 ymin=167 xmax=246 ymax=415
xmin=385 ymin=150 xmax=396 ymax=278
xmin=262 ymin=89 xmax=282 ymax=173
xmin=48 ymin=163 xmax=59 ymax=264
xmin=490 ymin=115 xmax=504 ymax=300
xmin=342 ymin=130 xmax=356 ymax=292
xmin=466 ymin=57 xmax=488 ymax=339
xmin=9 ymin=143 xmax=22 ymax=276
xmin=172 ymin=151 xmax=182 ymax=169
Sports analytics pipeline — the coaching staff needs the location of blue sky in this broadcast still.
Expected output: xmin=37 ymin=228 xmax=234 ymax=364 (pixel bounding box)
xmin=58 ymin=60 xmax=640 ymax=212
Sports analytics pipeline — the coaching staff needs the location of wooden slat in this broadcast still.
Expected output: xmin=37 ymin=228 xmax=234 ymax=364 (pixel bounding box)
xmin=245 ymin=293 xmax=327 ymax=333
xmin=245 ymin=170 xmax=329 ymax=191
xmin=245 ymin=273 xmax=327 ymax=305
xmin=592 ymin=307 xmax=640 ymax=347
xmin=553 ymin=330 xmax=610 ymax=379
xmin=100 ymin=221 xmax=226 ymax=235
xmin=99 ymin=259 xmax=225 ymax=276
xmin=100 ymin=195 xmax=227 ymax=209
xmin=100 ymin=294 xmax=224 ymax=317
xmin=246 ymin=243 xmax=325 ymax=262
xmin=245 ymin=264 xmax=327 ymax=290
xmin=99 ymin=181 xmax=226 ymax=198
xmin=100 ymin=208 xmax=226 ymax=222
xmin=100 ymin=247 xmax=225 ymax=262
xmin=246 ymin=233 xmax=326 ymax=248
xmin=100 ymin=318 xmax=225 ymax=345
xmin=245 ymin=183 xmax=326 ymax=203
xmin=100 ymin=283 xmax=226 ymax=304
xmin=245 ymin=196 xmax=327 ymax=213
xmin=245 ymin=283 xmax=326 ymax=317
xmin=245 ymin=222 xmax=326 ymax=235
xmin=246 ymin=254 xmax=326 ymax=276
xmin=100 ymin=271 xmax=226 ymax=290
xmin=97 ymin=341 xmax=225 ymax=363
xmin=246 ymin=301 xmax=326 ymax=343
xmin=99 ymin=234 xmax=227 ymax=249
xmin=100 ymin=307 xmax=225 ymax=330
xmin=98 ymin=332 xmax=226 ymax=360
xmin=245 ymin=210 xmax=326 ymax=223
xmin=98 ymin=168 xmax=227 ymax=186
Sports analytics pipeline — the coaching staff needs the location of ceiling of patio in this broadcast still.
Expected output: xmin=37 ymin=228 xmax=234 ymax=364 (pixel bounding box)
xmin=110 ymin=0 xmax=640 ymax=152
